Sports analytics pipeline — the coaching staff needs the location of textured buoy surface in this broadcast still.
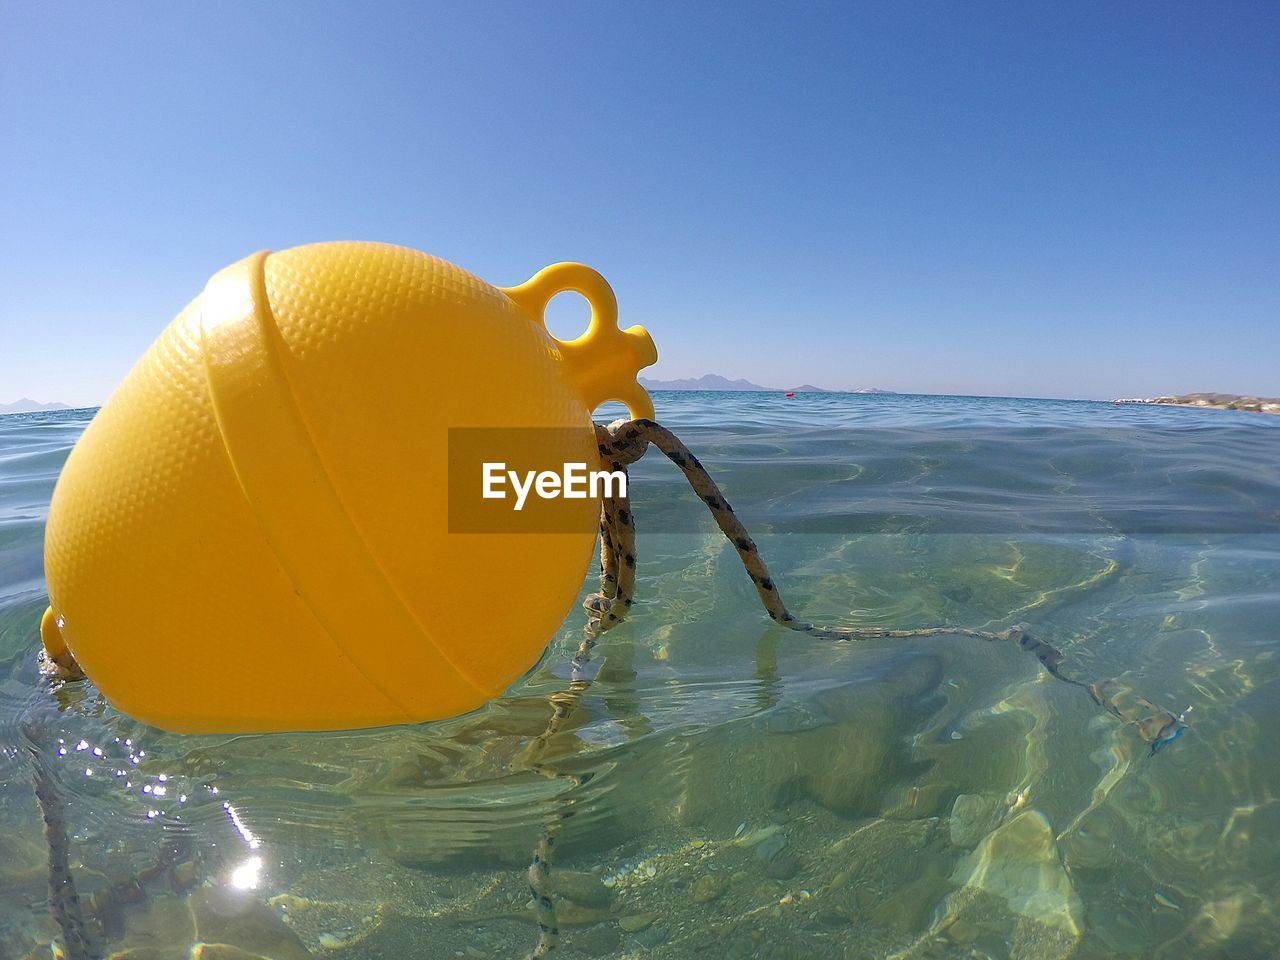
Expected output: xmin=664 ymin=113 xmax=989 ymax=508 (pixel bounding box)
xmin=42 ymin=242 xmax=656 ymax=732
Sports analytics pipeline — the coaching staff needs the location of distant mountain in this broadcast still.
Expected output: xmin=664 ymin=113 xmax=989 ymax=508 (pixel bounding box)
xmin=786 ymin=385 xmax=894 ymax=394
xmin=638 ymin=374 xmax=893 ymax=395
xmin=0 ymin=398 xmax=70 ymax=415
xmin=639 ymin=374 xmax=772 ymax=391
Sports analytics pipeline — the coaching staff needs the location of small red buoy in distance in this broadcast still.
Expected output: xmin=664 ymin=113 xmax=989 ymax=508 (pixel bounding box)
xmin=785 ymin=391 xmax=795 ymax=398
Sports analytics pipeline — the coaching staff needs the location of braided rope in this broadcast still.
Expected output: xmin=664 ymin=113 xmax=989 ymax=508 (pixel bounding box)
xmin=27 ymin=736 xmax=99 ymax=960
xmin=520 ymin=418 xmax=1187 ymax=958
xmin=22 ymin=708 xmax=199 ymax=958
xmin=516 ymin=445 xmax=632 ymax=957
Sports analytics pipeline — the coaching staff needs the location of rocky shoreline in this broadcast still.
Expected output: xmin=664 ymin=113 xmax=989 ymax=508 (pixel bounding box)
xmin=1113 ymin=392 xmax=1280 ymax=414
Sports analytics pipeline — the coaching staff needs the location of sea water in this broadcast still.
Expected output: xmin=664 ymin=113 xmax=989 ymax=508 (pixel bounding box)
xmin=1 ymin=392 xmax=1278 ymax=959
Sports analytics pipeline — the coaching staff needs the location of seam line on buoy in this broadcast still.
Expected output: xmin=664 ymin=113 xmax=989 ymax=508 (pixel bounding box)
xmin=256 ymin=275 xmax=496 ymax=705
xmin=200 ymin=252 xmax=491 ymax=719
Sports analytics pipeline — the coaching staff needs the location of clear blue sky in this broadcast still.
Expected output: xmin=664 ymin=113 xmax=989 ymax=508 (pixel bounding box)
xmin=1 ymin=2 xmax=1276 ymax=405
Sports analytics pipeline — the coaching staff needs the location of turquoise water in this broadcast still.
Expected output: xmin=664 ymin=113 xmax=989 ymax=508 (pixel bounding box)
xmin=2 ymin=392 xmax=1279 ymax=959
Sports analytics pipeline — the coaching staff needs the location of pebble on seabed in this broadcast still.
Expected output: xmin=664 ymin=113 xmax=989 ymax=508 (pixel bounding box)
xmin=692 ymin=873 xmax=727 ymax=903
xmin=618 ymin=912 xmax=658 ymax=932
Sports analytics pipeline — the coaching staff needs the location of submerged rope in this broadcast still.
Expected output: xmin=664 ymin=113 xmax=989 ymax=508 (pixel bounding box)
xmin=520 ymin=418 xmax=1187 ymax=957
xmin=23 ymin=705 xmax=197 ymax=958
xmin=26 ymin=728 xmax=99 ymax=960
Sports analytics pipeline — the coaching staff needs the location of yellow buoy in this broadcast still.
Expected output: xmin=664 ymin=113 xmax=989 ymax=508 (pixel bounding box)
xmin=40 ymin=242 xmax=657 ymax=733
